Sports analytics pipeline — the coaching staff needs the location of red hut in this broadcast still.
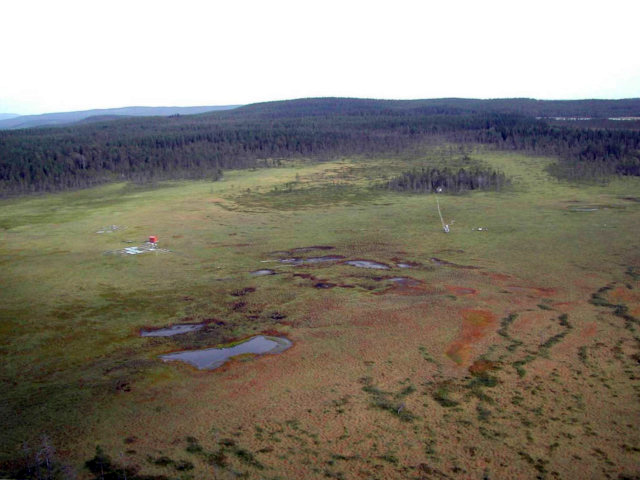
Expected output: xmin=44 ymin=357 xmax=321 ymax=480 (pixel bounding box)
xmin=149 ymin=236 xmax=158 ymax=244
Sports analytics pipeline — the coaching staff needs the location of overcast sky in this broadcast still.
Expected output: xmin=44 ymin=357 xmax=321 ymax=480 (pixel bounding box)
xmin=1 ymin=0 xmax=639 ymax=115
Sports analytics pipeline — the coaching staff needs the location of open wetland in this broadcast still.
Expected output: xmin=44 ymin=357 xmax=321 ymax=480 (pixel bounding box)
xmin=1 ymin=150 xmax=640 ymax=479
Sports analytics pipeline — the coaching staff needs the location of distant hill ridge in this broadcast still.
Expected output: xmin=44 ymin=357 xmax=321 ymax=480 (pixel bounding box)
xmin=3 ymin=98 xmax=640 ymax=131
xmin=228 ymin=97 xmax=640 ymax=118
xmin=0 ymin=105 xmax=240 ymax=130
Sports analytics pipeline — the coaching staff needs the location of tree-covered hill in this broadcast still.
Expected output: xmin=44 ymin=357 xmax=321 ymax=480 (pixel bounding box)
xmin=229 ymin=97 xmax=640 ymax=118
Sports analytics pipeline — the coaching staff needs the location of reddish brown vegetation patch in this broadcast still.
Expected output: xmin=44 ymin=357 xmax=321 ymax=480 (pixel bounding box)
xmin=534 ymin=287 xmax=557 ymax=296
xmin=552 ymin=301 xmax=576 ymax=308
xmin=446 ymin=285 xmax=477 ymax=296
xmin=582 ymin=323 xmax=598 ymax=337
xmin=293 ymin=273 xmax=315 ymax=280
xmin=446 ymin=309 xmax=497 ymax=365
xmin=507 ymin=285 xmax=557 ymax=297
xmin=468 ymin=359 xmax=500 ymax=375
xmin=608 ymin=286 xmax=639 ymax=303
xmin=482 ymin=272 xmax=512 ymax=281
xmin=461 ymin=309 xmax=496 ymax=325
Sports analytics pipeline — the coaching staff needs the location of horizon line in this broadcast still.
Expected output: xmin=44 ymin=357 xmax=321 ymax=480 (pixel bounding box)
xmin=3 ymin=95 xmax=640 ymax=117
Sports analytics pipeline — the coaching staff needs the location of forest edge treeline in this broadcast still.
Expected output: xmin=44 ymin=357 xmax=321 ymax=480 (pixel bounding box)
xmin=1 ymin=97 xmax=639 ymax=196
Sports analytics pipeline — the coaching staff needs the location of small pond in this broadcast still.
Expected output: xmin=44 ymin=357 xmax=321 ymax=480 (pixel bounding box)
xmin=250 ymin=269 xmax=276 ymax=276
xmin=280 ymin=255 xmax=345 ymax=265
xmin=345 ymin=260 xmax=390 ymax=270
xmin=569 ymin=207 xmax=599 ymax=212
xmin=160 ymin=335 xmax=292 ymax=370
xmin=388 ymin=277 xmax=421 ymax=286
xmin=141 ymin=324 xmax=205 ymax=337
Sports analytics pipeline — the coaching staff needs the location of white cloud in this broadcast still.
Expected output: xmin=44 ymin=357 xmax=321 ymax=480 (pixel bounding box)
xmin=1 ymin=0 xmax=639 ymax=114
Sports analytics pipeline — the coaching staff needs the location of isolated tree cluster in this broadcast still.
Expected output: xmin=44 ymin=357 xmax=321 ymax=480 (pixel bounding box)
xmin=387 ymin=166 xmax=508 ymax=193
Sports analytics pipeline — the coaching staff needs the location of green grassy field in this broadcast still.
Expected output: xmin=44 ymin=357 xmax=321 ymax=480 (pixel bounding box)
xmin=1 ymin=148 xmax=639 ymax=479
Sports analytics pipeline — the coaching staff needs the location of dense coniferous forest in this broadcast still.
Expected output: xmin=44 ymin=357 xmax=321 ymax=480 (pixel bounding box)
xmin=1 ymin=98 xmax=640 ymax=196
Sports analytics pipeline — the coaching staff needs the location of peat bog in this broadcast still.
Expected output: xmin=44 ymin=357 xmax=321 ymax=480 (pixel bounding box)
xmin=2 ymin=143 xmax=640 ymax=479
